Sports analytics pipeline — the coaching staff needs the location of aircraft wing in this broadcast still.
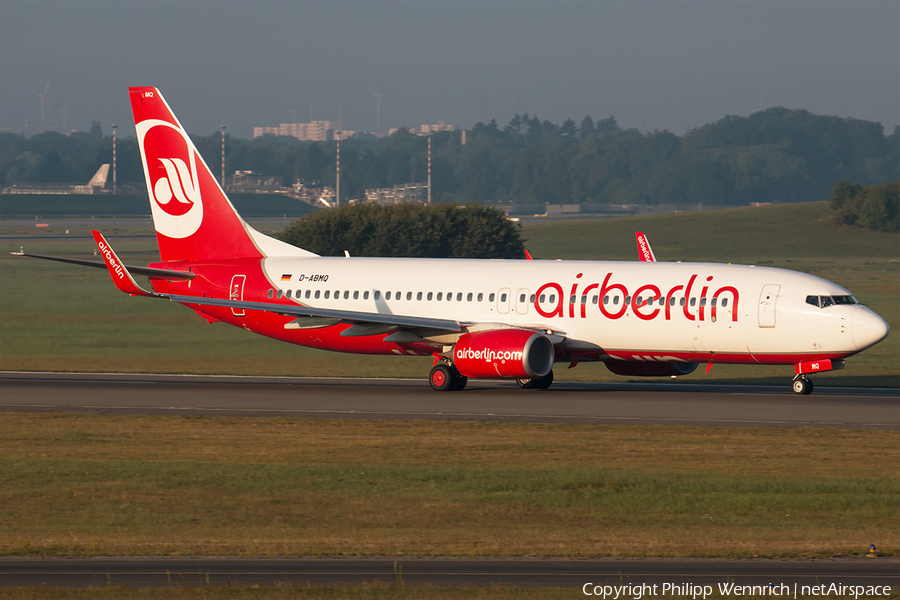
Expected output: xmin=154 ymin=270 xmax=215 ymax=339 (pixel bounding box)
xmin=167 ymin=294 xmax=464 ymax=332
xmin=11 ymin=251 xmax=195 ymax=280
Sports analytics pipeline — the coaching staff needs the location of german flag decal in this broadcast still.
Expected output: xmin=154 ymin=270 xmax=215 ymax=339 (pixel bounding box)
xmin=280 ymin=274 xmax=291 ymax=281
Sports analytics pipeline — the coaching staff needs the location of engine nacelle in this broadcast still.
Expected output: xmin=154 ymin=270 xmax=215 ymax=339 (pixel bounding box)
xmin=604 ymin=360 xmax=698 ymax=377
xmin=454 ymin=329 xmax=554 ymax=379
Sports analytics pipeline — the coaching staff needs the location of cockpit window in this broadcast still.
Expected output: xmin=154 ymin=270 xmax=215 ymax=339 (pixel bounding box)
xmin=807 ymin=294 xmax=859 ymax=308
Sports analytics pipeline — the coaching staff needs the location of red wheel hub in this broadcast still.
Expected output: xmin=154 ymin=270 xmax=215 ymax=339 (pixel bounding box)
xmin=432 ymin=370 xmax=446 ymax=387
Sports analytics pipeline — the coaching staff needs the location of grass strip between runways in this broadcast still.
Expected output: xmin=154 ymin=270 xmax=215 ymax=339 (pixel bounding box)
xmin=2 ymin=414 xmax=898 ymax=558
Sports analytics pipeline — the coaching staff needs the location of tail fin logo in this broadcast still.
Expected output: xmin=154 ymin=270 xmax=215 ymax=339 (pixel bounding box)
xmin=154 ymin=158 xmax=196 ymax=216
xmin=136 ymin=120 xmax=204 ymax=239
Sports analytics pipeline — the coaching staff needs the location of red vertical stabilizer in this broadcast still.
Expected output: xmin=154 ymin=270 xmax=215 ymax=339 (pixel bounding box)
xmin=129 ymin=87 xmax=316 ymax=263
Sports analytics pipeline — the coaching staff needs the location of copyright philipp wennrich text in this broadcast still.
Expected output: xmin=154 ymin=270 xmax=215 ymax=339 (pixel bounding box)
xmin=582 ymin=583 xmax=893 ymax=599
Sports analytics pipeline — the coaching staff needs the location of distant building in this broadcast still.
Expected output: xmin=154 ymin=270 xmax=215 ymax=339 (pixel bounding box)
xmin=365 ymin=182 xmax=427 ymax=205
xmin=389 ymin=121 xmax=455 ymax=137
xmin=253 ymin=120 xmax=344 ymax=142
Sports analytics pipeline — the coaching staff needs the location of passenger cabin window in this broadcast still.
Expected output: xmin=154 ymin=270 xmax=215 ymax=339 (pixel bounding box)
xmin=625 ymin=296 xmax=631 ymax=305
xmin=592 ymin=295 xmax=598 ymax=305
xmin=305 ymin=290 xmax=311 ymax=299
xmin=407 ymin=292 xmax=413 ymax=301
xmin=386 ymin=291 xmax=392 ymax=300
xmin=690 ymin=298 xmax=696 ymax=307
xmin=427 ymin=292 xmax=433 ymax=301
xmin=466 ymin=293 xmax=472 ymax=301
xmin=277 ymin=290 xmax=283 ymax=299
xmin=530 ymin=294 xmax=536 ymax=303
xmin=418 ymin=292 xmax=423 ymax=301
xmin=286 ymin=290 xmax=292 ymax=299
xmin=315 ymin=290 xmax=321 ymax=299
xmin=613 ymin=296 xmax=619 ymax=305
xmin=477 ymin=293 xmax=483 ymax=302
xmin=500 ymin=293 xmax=508 ymax=302
xmin=395 ymin=291 xmax=400 ymax=300
xmin=437 ymin=292 xmax=443 ymax=301
xmin=488 ymin=293 xmax=495 ymax=302
xmin=324 ymin=291 xmax=330 ymax=299
xmin=267 ymin=289 xmax=274 ymax=298
xmin=721 ymin=298 xmax=729 ymax=307
xmin=549 ymin=294 xmax=556 ymax=303
xmin=374 ymin=291 xmax=380 ymax=300
xmin=363 ymin=291 xmax=369 ymax=300
xmin=519 ymin=294 xmax=526 ymax=303
xmin=353 ymin=291 xmax=359 ymax=300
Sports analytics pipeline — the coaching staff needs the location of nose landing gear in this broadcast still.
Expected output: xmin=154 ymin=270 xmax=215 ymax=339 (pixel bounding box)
xmin=792 ymin=375 xmax=814 ymax=395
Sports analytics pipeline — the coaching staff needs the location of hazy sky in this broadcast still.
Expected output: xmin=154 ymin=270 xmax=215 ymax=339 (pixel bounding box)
xmin=2 ymin=1 xmax=898 ymax=139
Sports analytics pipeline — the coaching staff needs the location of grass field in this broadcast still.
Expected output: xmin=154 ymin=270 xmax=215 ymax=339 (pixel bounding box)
xmin=2 ymin=414 xmax=898 ymax=559
xmin=1 ymin=202 xmax=897 ymax=386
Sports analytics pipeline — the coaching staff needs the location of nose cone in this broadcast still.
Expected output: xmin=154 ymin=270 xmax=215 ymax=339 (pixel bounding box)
xmin=852 ymin=307 xmax=890 ymax=351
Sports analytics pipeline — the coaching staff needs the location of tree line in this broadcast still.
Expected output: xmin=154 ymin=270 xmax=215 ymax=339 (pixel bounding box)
xmin=279 ymin=203 xmax=524 ymax=258
xmin=2 ymin=108 xmax=897 ymax=207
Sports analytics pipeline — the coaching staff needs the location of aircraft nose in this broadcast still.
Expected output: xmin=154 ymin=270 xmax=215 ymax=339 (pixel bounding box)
xmin=852 ymin=307 xmax=890 ymax=351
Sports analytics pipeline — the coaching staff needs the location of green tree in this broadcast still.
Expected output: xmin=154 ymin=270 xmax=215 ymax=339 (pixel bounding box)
xmin=278 ymin=203 xmax=524 ymax=258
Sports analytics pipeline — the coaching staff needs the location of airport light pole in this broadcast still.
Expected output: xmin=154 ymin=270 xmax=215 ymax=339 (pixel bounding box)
xmin=111 ymin=124 xmax=117 ymax=195
xmin=427 ymin=135 xmax=432 ymax=205
xmin=335 ymin=131 xmax=341 ymax=208
xmin=220 ymin=125 xmax=226 ymax=186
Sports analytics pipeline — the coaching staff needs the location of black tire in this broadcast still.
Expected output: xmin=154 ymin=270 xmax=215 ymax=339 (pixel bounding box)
xmin=429 ymin=364 xmax=455 ymax=392
xmin=451 ymin=373 xmax=468 ymax=391
xmin=517 ymin=370 xmax=554 ymax=390
xmin=803 ymin=379 xmax=814 ymax=395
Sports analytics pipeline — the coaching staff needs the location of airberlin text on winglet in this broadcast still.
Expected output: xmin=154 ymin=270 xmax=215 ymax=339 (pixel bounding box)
xmin=96 ymin=239 xmax=125 ymax=280
xmin=535 ymin=273 xmax=739 ymax=322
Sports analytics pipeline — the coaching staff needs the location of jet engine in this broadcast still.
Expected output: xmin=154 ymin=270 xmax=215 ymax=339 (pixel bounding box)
xmin=454 ymin=329 xmax=554 ymax=379
xmin=604 ymin=360 xmax=698 ymax=377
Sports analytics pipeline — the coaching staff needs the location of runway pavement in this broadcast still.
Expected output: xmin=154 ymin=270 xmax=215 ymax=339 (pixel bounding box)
xmin=2 ymin=372 xmax=898 ymax=429
xmin=1 ymin=557 xmax=897 ymax=589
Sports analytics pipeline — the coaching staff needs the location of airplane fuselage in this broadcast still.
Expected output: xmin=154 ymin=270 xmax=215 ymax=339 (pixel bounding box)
xmin=148 ymin=256 xmax=885 ymax=368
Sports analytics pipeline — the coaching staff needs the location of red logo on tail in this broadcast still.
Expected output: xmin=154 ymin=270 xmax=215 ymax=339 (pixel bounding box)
xmin=143 ymin=125 xmax=199 ymax=217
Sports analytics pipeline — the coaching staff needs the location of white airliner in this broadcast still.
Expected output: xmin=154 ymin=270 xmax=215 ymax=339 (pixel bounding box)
xmin=15 ymin=87 xmax=890 ymax=394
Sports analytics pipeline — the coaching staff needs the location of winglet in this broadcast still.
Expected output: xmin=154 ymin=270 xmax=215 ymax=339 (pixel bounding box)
xmin=91 ymin=230 xmax=156 ymax=297
xmin=525 ymin=249 xmax=533 ymax=260
xmin=635 ymin=232 xmax=657 ymax=262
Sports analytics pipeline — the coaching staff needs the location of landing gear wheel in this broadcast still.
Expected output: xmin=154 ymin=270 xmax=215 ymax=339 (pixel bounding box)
xmin=517 ymin=370 xmax=554 ymax=390
xmin=429 ymin=364 xmax=467 ymax=392
xmin=792 ymin=377 xmax=814 ymax=395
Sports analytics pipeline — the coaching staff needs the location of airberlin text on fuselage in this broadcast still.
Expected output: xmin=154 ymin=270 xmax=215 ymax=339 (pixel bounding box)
xmin=535 ymin=272 xmax=739 ymax=322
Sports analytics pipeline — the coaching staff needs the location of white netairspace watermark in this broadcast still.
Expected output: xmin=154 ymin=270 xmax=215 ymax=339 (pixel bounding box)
xmin=582 ymin=582 xmax=893 ymax=599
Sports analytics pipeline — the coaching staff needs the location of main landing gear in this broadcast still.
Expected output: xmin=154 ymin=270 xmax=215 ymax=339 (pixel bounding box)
xmin=517 ymin=370 xmax=554 ymax=389
xmin=792 ymin=375 xmax=814 ymax=395
xmin=429 ymin=363 xmax=468 ymax=392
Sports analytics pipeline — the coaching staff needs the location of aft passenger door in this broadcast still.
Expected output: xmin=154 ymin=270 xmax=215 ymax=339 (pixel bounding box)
xmin=230 ymin=274 xmax=246 ymax=317
xmin=758 ymin=283 xmax=780 ymax=328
